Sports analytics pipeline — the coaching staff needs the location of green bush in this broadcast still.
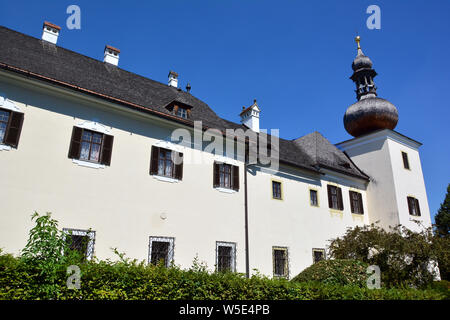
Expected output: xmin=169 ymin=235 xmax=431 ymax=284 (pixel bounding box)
xmin=291 ymin=259 xmax=370 ymax=287
xmin=1 ymin=212 xmax=446 ymax=300
xmin=328 ymin=224 xmax=448 ymax=288
xmin=0 ymin=253 xmax=446 ymax=300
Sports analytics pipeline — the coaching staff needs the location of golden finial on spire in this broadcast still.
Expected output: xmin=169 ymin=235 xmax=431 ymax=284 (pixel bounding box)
xmin=355 ymin=35 xmax=361 ymax=50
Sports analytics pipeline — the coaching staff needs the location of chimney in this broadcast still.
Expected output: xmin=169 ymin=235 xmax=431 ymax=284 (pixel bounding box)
xmin=168 ymin=71 xmax=178 ymax=88
xmin=41 ymin=21 xmax=61 ymax=44
xmin=103 ymin=45 xmax=120 ymax=66
xmin=240 ymin=99 xmax=261 ymax=132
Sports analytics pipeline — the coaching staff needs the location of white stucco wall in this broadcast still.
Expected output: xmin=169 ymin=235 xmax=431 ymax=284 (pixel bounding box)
xmin=337 ymin=130 xmax=432 ymax=232
xmin=0 ymin=71 xmax=381 ymax=279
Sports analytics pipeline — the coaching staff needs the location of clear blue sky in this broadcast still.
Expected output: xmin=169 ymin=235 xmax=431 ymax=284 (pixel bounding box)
xmin=1 ymin=0 xmax=449 ymax=222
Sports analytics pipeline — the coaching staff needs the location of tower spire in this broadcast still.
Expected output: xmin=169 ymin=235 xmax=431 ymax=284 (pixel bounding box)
xmin=343 ymin=36 xmax=399 ymax=137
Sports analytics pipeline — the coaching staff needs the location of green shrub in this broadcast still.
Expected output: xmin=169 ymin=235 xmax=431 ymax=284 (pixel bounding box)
xmin=328 ymin=224 xmax=448 ymax=288
xmin=0 ymin=253 xmax=446 ymax=300
xmin=291 ymin=259 xmax=370 ymax=287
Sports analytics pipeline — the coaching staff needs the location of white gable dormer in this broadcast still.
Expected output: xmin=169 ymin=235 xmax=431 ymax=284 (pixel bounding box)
xmin=240 ymin=99 xmax=261 ymax=133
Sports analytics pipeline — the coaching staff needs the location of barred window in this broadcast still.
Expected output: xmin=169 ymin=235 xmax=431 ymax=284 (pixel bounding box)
xmin=216 ymin=242 xmax=236 ymax=272
xmin=148 ymin=236 xmax=174 ymax=267
xmin=273 ymin=247 xmax=288 ymax=278
xmin=312 ymin=248 xmax=325 ymax=264
xmin=63 ymin=228 xmax=95 ymax=261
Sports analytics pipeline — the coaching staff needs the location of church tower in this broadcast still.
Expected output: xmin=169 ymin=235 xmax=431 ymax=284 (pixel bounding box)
xmin=336 ymin=36 xmax=432 ymax=231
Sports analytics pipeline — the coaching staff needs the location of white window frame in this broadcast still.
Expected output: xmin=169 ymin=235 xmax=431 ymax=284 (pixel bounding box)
xmin=0 ymin=94 xmax=21 ymax=151
xmin=148 ymin=236 xmax=175 ymax=267
xmin=215 ymin=241 xmax=236 ymax=272
xmin=62 ymin=228 xmax=96 ymax=261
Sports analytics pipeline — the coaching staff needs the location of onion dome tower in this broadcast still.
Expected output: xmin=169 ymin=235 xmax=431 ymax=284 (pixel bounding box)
xmin=344 ymin=36 xmax=398 ymax=137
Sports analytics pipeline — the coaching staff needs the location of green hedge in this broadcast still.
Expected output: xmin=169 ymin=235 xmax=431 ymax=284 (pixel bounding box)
xmin=291 ymin=259 xmax=370 ymax=287
xmin=0 ymin=253 xmax=447 ymax=300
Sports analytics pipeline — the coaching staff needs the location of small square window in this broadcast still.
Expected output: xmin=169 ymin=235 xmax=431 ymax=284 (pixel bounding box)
xmin=176 ymin=107 xmax=188 ymax=119
xmin=63 ymin=228 xmax=95 ymax=261
xmin=310 ymin=189 xmax=318 ymax=207
xmin=272 ymin=181 xmax=282 ymax=200
xmin=312 ymin=249 xmax=325 ymax=264
xmin=149 ymin=236 xmax=174 ymax=267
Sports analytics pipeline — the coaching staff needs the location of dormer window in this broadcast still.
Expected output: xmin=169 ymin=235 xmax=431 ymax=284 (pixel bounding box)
xmin=165 ymin=100 xmax=192 ymax=119
xmin=176 ymin=107 xmax=188 ymax=119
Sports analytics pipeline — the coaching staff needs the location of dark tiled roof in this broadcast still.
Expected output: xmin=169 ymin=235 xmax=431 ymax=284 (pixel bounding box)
xmin=0 ymin=26 xmax=368 ymax=181
xmin=293 ymin=132 xmax=368 ymax=179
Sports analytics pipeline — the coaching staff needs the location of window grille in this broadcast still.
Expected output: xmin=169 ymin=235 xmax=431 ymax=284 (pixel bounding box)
xmin=148 ymin=236 xmax=175 ymax=267
xmin=62 ymin=228 xmax=95 ymax=260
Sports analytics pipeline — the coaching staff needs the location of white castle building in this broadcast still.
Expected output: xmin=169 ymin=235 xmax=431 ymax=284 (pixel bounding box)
xmin=0 ymin=24 xmax=431 ymax=278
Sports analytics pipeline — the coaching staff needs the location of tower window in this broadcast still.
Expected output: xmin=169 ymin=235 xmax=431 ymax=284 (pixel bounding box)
xmin=310 ymin=189 xmax=319 ymax=207
xmin=272 ymin=181 xmax=282 ymax=200
xmin=402 ymin=152 xmax=410 ymax=170
xmin=407 ymin=197 xmax=421 ymax=217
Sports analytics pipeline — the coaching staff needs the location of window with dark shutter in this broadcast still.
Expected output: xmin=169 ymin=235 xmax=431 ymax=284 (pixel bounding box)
xmin=327 ymin=185 xmax=343 ymax=210
xmin=174 ymin=152 xmax=184 ymax=180
xmin=402 ymin=152 xmax=410 ymax=170
xmin=1 ymin=109 xmax=24 ymax=148
xmin=149 ymin=146 xmax=183 ymax=180
xmin=232 ymin=165 xmax=239 ymax=191
xmin=68 ymin=126 xmax=83 ymax=159
xmin=350 ymin=191 xmax=364 ymax=214
xmin=213 ymin=162 xmax=239 ymax=191
xmin=68 ymin=127 xmax=113 ymax=166
xmin=213 ymin=162 xmax=220 ymax=187
xmin=100 ymin=134 xmax=114 ymax=166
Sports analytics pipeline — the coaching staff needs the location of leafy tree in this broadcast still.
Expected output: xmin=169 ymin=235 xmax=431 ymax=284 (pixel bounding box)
xmin=21 ymin=212 xmax=85 ymax=298
xmin=435 ymin=184 xmax=450 ymax=237
xmin=328 ymin=224 xmax=446 ymax=288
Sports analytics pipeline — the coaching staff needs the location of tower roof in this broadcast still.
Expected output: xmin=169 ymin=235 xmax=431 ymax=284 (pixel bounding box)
xmin=344 ymin=36 xmax=398 ymax=137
